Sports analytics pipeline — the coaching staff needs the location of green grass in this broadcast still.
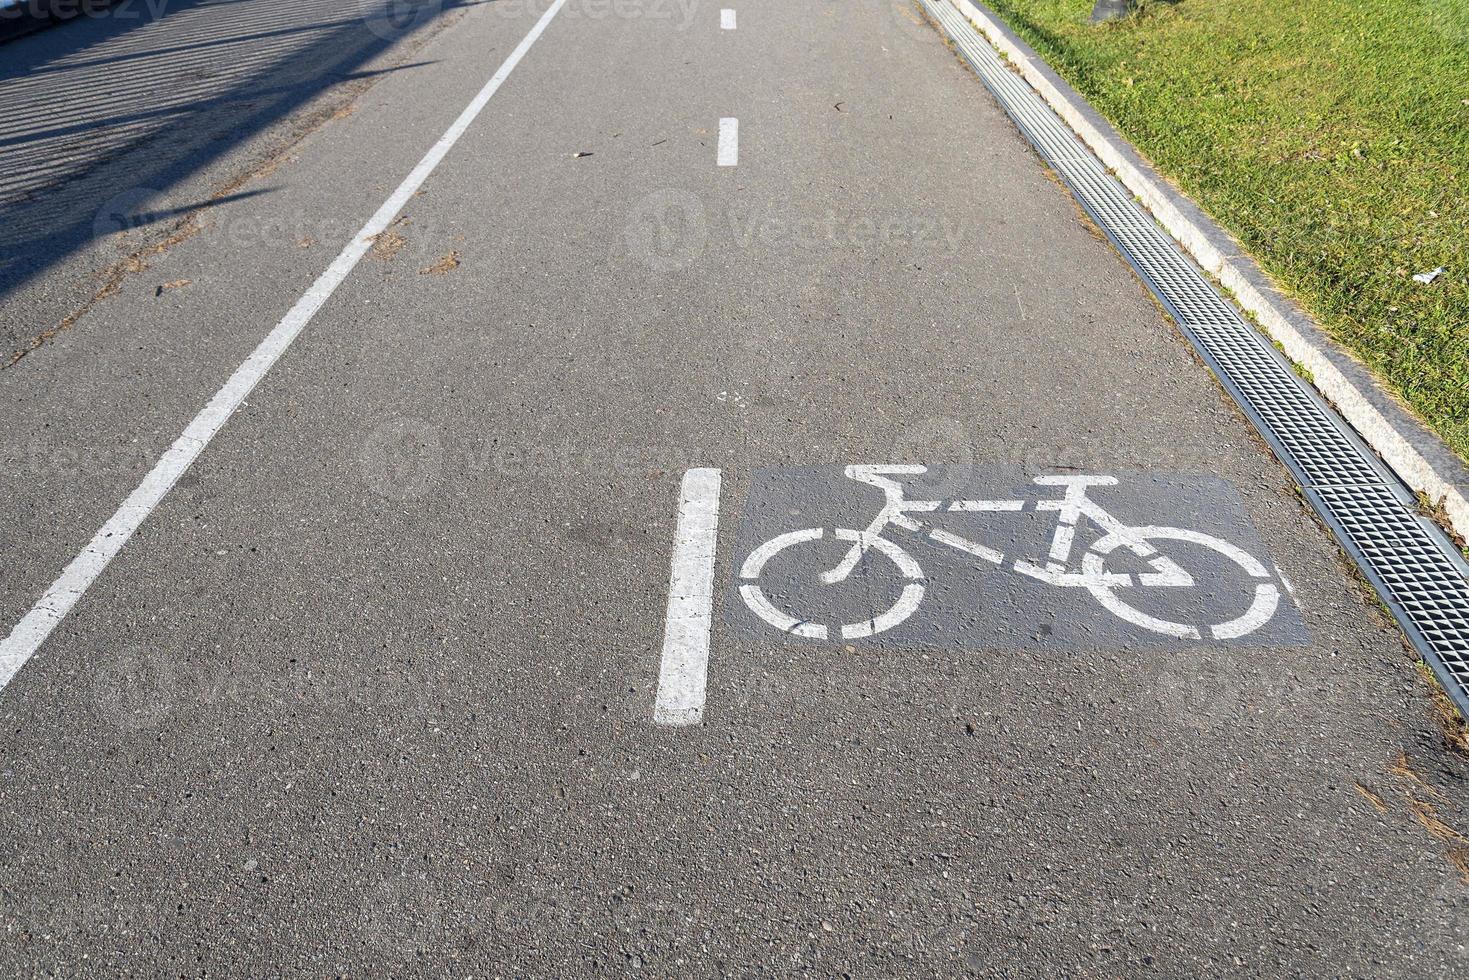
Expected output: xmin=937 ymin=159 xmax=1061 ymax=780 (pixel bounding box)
xmin=981 ymin=0 xmax=1469 ymax=459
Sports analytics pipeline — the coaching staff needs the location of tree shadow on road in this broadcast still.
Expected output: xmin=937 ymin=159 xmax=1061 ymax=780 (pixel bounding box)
xmin=0 ymin=0 xmax=486 ymax=321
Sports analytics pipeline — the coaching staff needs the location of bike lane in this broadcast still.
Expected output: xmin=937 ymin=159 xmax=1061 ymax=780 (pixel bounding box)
xmin=0 ymin=0 xmax=536 ymax=677
xmin=0 ymin=0 xmax=1465 ymax=974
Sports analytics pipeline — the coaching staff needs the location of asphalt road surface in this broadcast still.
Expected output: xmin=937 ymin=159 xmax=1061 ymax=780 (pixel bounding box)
xmin=2 ymin=1 xmax=1467 ymax=975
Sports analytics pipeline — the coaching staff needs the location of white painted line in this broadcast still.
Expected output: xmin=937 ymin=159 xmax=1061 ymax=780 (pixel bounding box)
xmin=948 ymin=499 xmax=1025 ymax=512
xmin=653 ymin=468 xmax=722 ymax=726
xmin=721 ymin=8 xmax=736 ymax=29
xmin=928 ymin=528 xmax=1004 ymax=565
xmin=717 ymin=117 xmax=738 ymax=167
xmin=0 ymin=0 xmax=571 ymax=693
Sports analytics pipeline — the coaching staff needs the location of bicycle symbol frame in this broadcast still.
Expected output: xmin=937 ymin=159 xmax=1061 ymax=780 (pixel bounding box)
xmin=737 ymin=465 xmax=1281 ymax=643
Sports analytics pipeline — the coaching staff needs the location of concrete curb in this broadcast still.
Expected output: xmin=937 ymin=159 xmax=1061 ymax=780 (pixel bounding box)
xmin=944 ymin=0 xmax=1469 ymax=540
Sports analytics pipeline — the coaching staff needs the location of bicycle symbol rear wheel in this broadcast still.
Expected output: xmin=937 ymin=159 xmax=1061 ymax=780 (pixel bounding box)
xmin=738 ymin=528 xmax=926 ymax=641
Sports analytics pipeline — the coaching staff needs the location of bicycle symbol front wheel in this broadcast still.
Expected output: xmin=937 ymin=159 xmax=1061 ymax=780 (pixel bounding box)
xmin=738 ymin=528 xmax=926 ymax=641
xmin=1081 ymin=527 xmax=1280 ymax=640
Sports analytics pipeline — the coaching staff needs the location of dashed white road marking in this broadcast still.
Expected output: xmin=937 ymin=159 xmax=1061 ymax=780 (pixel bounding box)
xmin=653 ymin=468 xmax=722 ymax=726
xmin=0 ymin=0 xmax=572 ymax=692
xmin=721 ymin=8 xmax=736 ymax=29
xmin=717 ymin=117 xmax=738 ymax=167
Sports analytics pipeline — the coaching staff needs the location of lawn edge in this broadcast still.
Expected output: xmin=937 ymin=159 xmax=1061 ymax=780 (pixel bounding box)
xmin=943 ymin=0 xmax=1469 ymax=539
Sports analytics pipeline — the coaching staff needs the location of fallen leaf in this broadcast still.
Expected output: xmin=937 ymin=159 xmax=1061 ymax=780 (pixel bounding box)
xmin=370 ymin=230 xmax=406 ymax=261
xmin=420 ymin=251 xmax=461 ymax=276
xmin=1353 ymin=782 xmax=1388 ymax=813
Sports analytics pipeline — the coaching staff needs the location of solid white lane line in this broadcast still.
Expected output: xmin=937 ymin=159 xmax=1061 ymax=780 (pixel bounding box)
xmin=0 ymin=0 xmax=571 ymax=692
xmin=717 ymin=117 xmax=738 ymax=167
xmin=653 ymin=468 xmax=722 ymax=726
xmin=721 ymin=8 xmax=736 ymax=29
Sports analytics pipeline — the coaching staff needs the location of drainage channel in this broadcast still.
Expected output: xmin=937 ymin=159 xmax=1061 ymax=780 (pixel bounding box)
xmin=919 ymin=0 xmax=1469 ymax=716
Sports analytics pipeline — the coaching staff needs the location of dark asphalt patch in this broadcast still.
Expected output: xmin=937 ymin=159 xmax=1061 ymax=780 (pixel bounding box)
xmin=726 ymin=465 xmax=1308 ymax=650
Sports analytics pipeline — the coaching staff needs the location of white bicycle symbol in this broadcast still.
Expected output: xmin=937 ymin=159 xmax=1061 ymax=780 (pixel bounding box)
xmin=738 ymin=465 xmax=1281 ymax=642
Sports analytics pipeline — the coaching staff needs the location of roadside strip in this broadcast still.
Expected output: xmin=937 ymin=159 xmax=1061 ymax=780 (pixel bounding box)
xmin=0 ymin=0 xmax=571 ymax=690
xmin=935 ymin=0 xmax=1469 ymax=541
xmin=918 ymin=0 xmax=1469 ymax=718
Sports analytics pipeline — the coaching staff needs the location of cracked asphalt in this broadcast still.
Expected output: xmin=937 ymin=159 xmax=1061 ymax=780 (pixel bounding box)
xmin=1 ymin=0 xmax=1466 ymax=975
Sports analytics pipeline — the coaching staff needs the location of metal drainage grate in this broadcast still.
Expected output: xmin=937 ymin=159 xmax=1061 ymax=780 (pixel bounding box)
xmin=920 ymin=0 xmax=1469 ymax=716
